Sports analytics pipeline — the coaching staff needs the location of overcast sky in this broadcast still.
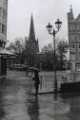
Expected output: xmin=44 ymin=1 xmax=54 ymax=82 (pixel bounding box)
xmin=7 ymin=0 xmax=80 ymax=49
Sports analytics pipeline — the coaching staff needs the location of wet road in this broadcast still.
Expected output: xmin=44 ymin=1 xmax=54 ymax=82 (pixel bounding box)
xmin=0 ymin=71 xmax=80 ymax=120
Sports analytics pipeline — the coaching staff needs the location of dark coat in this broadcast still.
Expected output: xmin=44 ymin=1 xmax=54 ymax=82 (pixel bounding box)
xmin=33 ymin=71 xmax=40 ymax=87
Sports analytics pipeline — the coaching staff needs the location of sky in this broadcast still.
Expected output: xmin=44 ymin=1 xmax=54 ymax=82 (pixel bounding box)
xmin=7 ymin=0 xmax=80 ymax=49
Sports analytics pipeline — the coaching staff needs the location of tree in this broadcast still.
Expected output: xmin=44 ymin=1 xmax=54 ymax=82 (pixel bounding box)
xmin=40 ymin=40 xmax=69 ymax=71
xmin=40 ymin=43 xmax=59 ymax=71
xmin=6 ymin=37 xmax=26 ymax=64
xmin=41 ymin=43 xmax=53 ymax=53
xmin=57 ymin=40 xmax=69 ymax=70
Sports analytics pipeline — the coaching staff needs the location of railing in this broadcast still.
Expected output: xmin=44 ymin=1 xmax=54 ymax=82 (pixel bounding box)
xmin=27 ymin=70 xmax=71 ymax=93
xmin=38 ymin=71 xmax=70 ymax=92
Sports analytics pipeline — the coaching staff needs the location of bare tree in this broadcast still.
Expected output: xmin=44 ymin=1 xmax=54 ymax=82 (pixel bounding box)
xmin=6 ymin=37 xmax=26 ymax=64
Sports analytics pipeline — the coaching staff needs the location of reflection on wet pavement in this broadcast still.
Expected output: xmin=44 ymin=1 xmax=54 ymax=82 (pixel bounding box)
xmin=0 ymin=73 xmax=80 ymax=120
xmin=27 ymin=95 xmax=39 ymax=120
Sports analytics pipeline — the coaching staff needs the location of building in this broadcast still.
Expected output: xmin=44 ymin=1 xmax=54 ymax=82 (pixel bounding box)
xmin=25 ymin=15 xmax=39 ymax=66
xmin=0 ymin=0 xmax=8 ymax=75
xmin=68 ymin=7 xmax=80 ymax=72
xmin=0 ymin=0 xmax=8 ymax=48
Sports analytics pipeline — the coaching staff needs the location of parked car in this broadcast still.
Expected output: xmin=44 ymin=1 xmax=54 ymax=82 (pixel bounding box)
xmin=9 ymin=64 xmax=28 ymax=71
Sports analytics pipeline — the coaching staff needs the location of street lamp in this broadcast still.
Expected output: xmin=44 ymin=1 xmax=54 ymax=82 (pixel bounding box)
xmin=46 ymin=18 xmax=62 ymax=93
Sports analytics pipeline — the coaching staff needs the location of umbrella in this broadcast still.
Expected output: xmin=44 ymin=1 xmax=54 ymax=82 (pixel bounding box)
xmin=28 ymin=67 xmax=40 ymax=72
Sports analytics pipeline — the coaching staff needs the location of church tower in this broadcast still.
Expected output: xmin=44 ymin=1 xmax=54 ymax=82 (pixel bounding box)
xmin=68 ymin=7 xmax=80 ymax=73
xmin=29 ymin=15 xmax=35 ymax=41
xmin=28 ymin=15 xmax=39 ymax=53
xmin=25 ymin=15 xmax=39 ymax=66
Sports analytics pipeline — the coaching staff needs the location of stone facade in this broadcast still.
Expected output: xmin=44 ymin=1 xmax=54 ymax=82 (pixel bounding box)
xmin=0 ymin=0 xmax=8 ymax=48
xmin=68 ymin=7 xmax=80 ymax=72
xmin=0 ymin=0 xmax=8 ymax=76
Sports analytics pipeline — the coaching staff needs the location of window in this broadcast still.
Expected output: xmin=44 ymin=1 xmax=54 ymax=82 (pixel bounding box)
xmin=76 ymin=63 xmax=80 ymax=72
xmin=3 ymin=9 xmax=7 ymax=20
xmin=0 ymin=23 xmax=2 ymax=33
xmin=75 ymin=36 xmax=77 ymax=41
xmin=3 ymin=0 xmax=8 ymax=7
xmin=70 ymin=24 xmax=75 ymax=31
xmin=72 ymin=44 xmax=75 ymax=48
xmin=2 ymin=24 xmax=6 ymax=34
xmin=79 ymin=43 xmax=80 ymax=48
xmin=0 ymin=7 xmax=2 ymax=16
xmin=77 ymin=24 xmax=80 ymax=31
xmin=0 ymin=40 xmax=3 ymax=47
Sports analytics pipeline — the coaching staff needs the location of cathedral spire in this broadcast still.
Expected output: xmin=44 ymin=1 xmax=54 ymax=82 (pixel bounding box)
xmin=70 ymin=5 xmax=73 ymax=13
xmin=69 ymin=5 xmax=74 ymax=19
xmin=29 ymin=15 xmax=35 ymax=41
xmin=67 ymin=5 xmax=74 ymax=22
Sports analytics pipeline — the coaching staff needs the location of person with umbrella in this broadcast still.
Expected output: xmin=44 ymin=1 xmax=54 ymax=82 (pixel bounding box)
xmin=32 ymin=67 xmax=40 ymax=95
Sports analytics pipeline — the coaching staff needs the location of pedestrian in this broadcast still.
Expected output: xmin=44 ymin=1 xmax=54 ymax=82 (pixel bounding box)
xmin=33 ymin=69 xmax=40 ymax=95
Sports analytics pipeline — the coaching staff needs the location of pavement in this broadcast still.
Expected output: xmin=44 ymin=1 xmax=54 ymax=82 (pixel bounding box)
xmin=0 ymin=70 xmax=79 ymax=120
xmin=6 ymin=70 xmax=54 ymax=95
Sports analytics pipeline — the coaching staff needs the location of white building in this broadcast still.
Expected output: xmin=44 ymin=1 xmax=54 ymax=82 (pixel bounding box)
xmin=0 ymin=0 xmax=8 ymax=48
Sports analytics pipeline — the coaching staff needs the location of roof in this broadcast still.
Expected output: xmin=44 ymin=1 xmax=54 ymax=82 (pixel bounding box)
xmin=0 ymin=49 xmax=14 ymax=55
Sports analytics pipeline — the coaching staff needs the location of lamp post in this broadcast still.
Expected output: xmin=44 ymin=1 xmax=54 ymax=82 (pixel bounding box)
xmin=46 ymin=18 xmax=62 ymax=93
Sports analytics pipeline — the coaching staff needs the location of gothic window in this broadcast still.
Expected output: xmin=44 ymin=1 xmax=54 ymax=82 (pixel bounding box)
xmin=0 ymin=23 xmax=2 ymax=33
xmin=69 ymin=35 xmax=74 ymax=42
xmin=71 ymin=42 xmax=75 ymax=48
xmin=73 ymin=44 xmax=75 ymax=48
xmin=79 ymin=43 xmax=80 ymax=48
xmin=3 ymin=0 xmax=8 ymax=7
xmin=76 ymin=63 xmax=80 ymax=71
xmin=3 ymin=9 xmax=7 ymax=20
xmin=0 ymin=7 xmax=2 ymax=16
xmin=70 ymin=25 xmax=73 ymax=31
xmin=2 ymin=24 xmax=6 ymax=34
xmin=77 ymin=24 xmax=80 ymax=31
xmin=74 ymin=24 xmax=76 ymax=31
xmin=79 ymin=35 xmax=80 ymax=40
xmin=71 ymin=24 xmax=75 ymax=31
xmin=75 ymin=36 xmax=77 ymax=41
xmin=0 ymin=40 xmax=3 ymax=47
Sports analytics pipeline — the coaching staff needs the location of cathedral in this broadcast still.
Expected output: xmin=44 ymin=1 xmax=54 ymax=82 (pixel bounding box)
xmin=25 ymin=15 xmax=39 ymax=66
xmin=68 ymin=7 xmax=80 ymax=72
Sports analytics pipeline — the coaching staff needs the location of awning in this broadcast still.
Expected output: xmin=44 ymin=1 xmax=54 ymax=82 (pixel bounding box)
xmin=0 ymin=49 xmax=14 ymax=55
